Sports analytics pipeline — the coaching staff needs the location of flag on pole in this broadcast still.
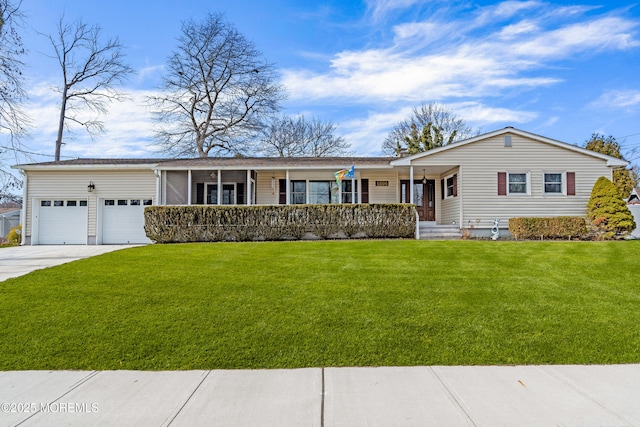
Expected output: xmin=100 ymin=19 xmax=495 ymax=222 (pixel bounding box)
xmin=334 ymin=165 xmax=355 ymax=185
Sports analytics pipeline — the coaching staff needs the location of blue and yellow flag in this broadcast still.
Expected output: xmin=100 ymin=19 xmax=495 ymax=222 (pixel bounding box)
xmin=334 ymin=165 xmax=355 ymax=185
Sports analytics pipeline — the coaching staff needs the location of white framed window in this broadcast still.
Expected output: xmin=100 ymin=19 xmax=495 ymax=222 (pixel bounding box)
xmin=444 ymin=173 xmax=457 ymax=199
xmin=507 ymin=172 xmax=530 ymax=195
xmin=543 ymin=172 xmax=564 ymax=195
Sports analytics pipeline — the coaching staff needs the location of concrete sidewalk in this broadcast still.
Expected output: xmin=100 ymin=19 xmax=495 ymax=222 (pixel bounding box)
xmin=0 ymin=245 xmax=138 ymax=282
xmin=1 ymin=365 xmax=639 ymax=426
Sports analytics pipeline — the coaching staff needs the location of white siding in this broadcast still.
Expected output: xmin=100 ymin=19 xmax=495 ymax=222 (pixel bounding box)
xmin=630 ymin=205 xmax=640 ymax=237
xmin=25 ymin=170 xmax=156 ymax=240
xmin=366 ymin=171 xmax=398 ymax=203
xmin=439 ymin=168 xmax=460 ymax=225
xmin=411 ymin=134 xmax=613 ymax=228
xmin=256 ymin=172 xmax=284 ymax=205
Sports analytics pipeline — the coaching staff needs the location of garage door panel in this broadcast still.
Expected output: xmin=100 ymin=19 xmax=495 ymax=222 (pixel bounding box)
xmin=101 ymin=199 xmax=151 ymax=244
xmin=38 ymin=200 xmax=88 ymax=245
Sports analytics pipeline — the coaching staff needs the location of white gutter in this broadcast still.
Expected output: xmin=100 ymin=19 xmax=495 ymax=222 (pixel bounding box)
xmin=13 ymin=163 xmax=161 ymax=171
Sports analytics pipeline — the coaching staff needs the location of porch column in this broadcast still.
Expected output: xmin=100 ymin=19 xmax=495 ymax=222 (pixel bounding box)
xmin=409 ymin=166 xmax=415 ymax=205
xmin=246 ymin=170 xmax=252 ymax=206
xmin=351 ymin=177 xmax=355 ymax=204
xmin=187 ymin=169 xmax=192 ymax=205
xmin=217 ymin=169 xmax=221 ymax=205
xmin=285 ymin=169 xmax=290 ymax=204
xmin=155 ymin=170 xmax=162 ymax=205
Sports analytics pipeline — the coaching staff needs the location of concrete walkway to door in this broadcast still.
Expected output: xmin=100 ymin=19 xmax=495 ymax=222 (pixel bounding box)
xmin=0 ymin=245 xmax=138 ymax=282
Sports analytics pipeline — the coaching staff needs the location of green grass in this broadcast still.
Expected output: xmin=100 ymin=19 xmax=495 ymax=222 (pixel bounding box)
xmin=1 ymin=240 xmax=639 ymax=370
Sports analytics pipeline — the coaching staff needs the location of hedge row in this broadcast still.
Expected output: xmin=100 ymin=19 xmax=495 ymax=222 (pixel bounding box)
xmin=144 ymin=204 xmax=417 ymax=243
xmin=508 ymin=217 xmax=587 ymax=240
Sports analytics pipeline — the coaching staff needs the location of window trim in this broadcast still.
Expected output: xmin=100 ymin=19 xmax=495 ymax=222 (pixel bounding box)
xmin=290 ymin=180 xmax=307 ymax=205
xmin=542 ymin=171 xmax=565 ymax=196
xmin=506 ymin=171 xmax=530 ymax=196
xmin=444 ymin=173 xmax=457 ymax=199
xmin=204 ymin=181 xmax=237 ymax=205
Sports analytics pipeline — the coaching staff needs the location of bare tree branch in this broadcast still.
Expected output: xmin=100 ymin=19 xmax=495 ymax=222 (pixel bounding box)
xmin=47 ymin=15 xmax=134 ymax=161
xmin=0 ymin=0 xmax=28 ymax=141
xmin=149 ymin=12 xmax=285 ymax=157
xmin=259 ymin=115 xmax=351 ymax=157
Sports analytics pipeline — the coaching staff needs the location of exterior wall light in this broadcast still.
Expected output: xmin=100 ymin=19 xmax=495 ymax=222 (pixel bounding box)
xmin=87 ymin=181 xmax=95 ymax=192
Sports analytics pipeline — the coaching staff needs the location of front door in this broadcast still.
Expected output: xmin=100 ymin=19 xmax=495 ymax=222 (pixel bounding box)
xmin=401 ymin=180 xmax=435 ymax=221
xmin=205 ymin=183 xmax=236 ymax=205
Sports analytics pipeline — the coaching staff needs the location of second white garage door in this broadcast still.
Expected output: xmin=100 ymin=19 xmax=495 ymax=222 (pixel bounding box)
xmin=101 ymin=198 xmax=152 ymax=244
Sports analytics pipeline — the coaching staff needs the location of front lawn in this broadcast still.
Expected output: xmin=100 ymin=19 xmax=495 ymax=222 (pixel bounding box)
xmin=1 ymin=240 xmax=639 ymax=370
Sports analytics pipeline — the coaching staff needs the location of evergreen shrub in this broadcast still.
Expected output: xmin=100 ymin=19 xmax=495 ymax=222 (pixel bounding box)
xmin=586 ymin=177 xmax=636 ymax=239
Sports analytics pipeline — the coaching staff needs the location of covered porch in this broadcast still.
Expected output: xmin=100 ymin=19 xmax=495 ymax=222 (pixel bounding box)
xmin=154 ymin=157 xmax=397 ymax=208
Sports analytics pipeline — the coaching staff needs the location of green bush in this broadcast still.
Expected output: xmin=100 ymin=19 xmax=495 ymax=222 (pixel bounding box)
xmin=586 ymin=176 xmax=636 ymax=239
xmin=6 ymin=224 xmax=21 ymax=245
xmin=144 ymin=204 xmax=416 ymax=243
xmin=508 ymin=217 xmax=587 ymax=240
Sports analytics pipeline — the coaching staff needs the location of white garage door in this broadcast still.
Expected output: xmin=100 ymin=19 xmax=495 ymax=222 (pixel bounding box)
xmin=38 ymin=199 xmax=88 ymax=245
xmin=101 ymin=198 xmax=152 ymax=244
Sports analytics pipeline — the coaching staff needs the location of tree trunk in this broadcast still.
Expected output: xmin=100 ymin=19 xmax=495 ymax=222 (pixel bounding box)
xmin=54 ymin=87 xmax=67 ymax=162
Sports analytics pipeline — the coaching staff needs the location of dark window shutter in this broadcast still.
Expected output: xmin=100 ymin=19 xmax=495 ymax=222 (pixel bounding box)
xmin=441 ymin=179 xmax=445 ymax=200
xmin=237 ymin=183 xmax=245 ymax=204
xmin=196 ymin=183 xmax=204 ymax=204
xmin=498 ymin=172 xmax=507 ymax=196
xmin=361 ymin=179 xmax=369 ymax=203
xmin=278 ymin=179 xmax=286 ymax=204
xmin=453 ymin=174 xmax=458 ymax=197
xmin=566 ymin=172 xmax=576 ymax=196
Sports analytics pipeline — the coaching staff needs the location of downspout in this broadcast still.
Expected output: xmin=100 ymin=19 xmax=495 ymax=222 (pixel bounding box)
xmin=458 ymin=166 xmax=463 ymax=230
xmin=19 ymin=170 xmax=27 ymax=245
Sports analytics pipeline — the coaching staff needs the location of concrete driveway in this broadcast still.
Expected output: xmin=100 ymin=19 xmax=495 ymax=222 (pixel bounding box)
xmin=0 ymin=245 xmax=139 ymax=282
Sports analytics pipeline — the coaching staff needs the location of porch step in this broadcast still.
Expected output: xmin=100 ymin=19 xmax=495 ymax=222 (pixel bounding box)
xmin=418 ymin=224 xmax=462 ymax=240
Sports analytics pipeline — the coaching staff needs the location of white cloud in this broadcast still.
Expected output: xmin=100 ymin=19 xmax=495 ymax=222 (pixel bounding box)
xmin=339 ymin=107 xmax=414 ymax=155
xmin=366 ymin=0 xmax=431 ymax=21
xmin=26 ymin=85 xmax=160 ymax=159
xmin=282 ymin=3 xmax=638 ymax=107
xmin=475 ymin=1 xmax=542 ymax=23
xmin=451 ymin=101 xmax=537 ymax=123
xmin=591 ymin=90 xmax=640 ymax=110
xmin=338 ymin=102 xmax=537 ymax=155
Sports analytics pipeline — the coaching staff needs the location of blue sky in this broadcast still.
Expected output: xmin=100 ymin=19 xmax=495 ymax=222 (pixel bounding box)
xmin=12 ymin=0 xmax=640 ymax=163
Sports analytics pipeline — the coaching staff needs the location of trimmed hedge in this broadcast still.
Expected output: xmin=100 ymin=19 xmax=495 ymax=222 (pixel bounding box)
xmin=144 ymin=204 xmax=417 ymax=243
xmin=508 ymin=217 xmax=587 ymax=240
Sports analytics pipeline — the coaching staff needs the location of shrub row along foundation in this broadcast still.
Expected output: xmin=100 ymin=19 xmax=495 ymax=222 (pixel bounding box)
xmin=144 ymin=204 xmax=417 ymax=243
xmin=508 ymin=217 xmax=587 ymax=240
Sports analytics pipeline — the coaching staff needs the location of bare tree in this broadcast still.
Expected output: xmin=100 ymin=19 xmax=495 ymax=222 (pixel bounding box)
xmin=0 ymin=0 xmax=27 ymax=139
xmin=150 ymin=12 xmax=285 ymax=158
xmin=259 ymin=115 xmax=350 ymax=157
xmin=382 ymin=102 xmax=478 ymax=155
xmin=0 ymin=0 xmax=28 ymax=205
xmin=47 ymin=16 xmax=133 ymax=161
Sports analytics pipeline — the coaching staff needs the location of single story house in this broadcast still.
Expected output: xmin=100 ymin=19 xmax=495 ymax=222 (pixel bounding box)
xmin=13 ymin=127 xmax=627 ymax=245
